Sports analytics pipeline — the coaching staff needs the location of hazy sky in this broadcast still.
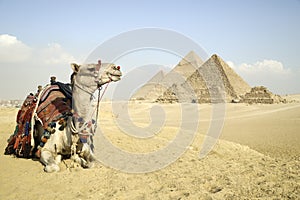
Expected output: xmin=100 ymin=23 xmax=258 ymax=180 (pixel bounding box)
xmin=1 ymin=0 xmax=300 ymax=99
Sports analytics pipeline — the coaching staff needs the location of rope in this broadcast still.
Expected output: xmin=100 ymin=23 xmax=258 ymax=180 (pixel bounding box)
xmin=74 ymin=82 xmax=94 ymax=96
xmin=94 ymin=87 xmax=101 ymax=130
xmin=94 ymin=81 xmax=110 ymax=131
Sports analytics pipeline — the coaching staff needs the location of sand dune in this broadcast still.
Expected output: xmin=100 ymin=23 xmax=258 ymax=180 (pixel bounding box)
xmin=0 ymin=102 xmax=299 ymax=199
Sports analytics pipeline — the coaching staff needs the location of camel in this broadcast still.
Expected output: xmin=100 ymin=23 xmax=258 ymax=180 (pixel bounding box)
xmin=34 ymin=60 xmax=122 ymax=172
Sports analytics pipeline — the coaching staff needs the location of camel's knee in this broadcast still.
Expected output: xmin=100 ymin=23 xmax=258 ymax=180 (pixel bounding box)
xmin=40 ymin=150 xmax=52 ymax=165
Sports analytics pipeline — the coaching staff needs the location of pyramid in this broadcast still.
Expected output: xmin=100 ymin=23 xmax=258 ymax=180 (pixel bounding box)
xmin=240 ymin=86 xmax=286 ymax=104
xmin=177 ymin=50 xmax=204 ymax=67
xmin=131 ymin=70 xmax=165 ymax=101
xmin=148 ymin=70 xmax=165 ymax=83
xmin=157 ymin=54 xmax=251 ymax=103
xmin=132 ymin=51 xmax=204 ymax=102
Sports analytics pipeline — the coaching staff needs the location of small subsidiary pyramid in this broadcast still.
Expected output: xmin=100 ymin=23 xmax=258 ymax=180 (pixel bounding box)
xmin=133 ymin=51 xmax=204 ymax=102
xmin=157 ymin=54 xmax=251 ymax=103
xmin=240 ymin=86 xmax=286 ymax=104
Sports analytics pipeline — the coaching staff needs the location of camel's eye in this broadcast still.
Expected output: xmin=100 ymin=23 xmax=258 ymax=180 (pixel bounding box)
xmin=113 ymin=65 xmax=120 ymax=70
xmin=86 ymin=64 xmax=95 ymax=70
xmin=87 ymin=68 xmax=95 ymax=72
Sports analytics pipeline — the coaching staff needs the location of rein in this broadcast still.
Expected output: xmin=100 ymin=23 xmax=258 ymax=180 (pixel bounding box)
xmin=70 ymin=82 xmax=109 ymax=145
xmin=73 ymin=82 xmax=95 ymax=96
xmin=94 ymin=80 xmax=110 ymax=131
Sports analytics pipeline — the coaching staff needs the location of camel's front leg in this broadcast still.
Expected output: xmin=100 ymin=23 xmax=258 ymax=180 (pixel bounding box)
xmin=79 ymin=143 xmax=96 ymax=168
xmin=40 ymin=149 xmax=61 ymax=172
xmin=69 ymin=143 xmax=95 ymax=168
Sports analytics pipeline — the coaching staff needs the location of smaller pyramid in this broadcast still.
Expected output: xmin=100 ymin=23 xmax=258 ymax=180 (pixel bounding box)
xmin=148 ymin=70 xmax=165 ymax=83
xmin=240 ymin=86 xmax=286 ymax=104
xmin=131 ymin=70 xmax=165 ymax=101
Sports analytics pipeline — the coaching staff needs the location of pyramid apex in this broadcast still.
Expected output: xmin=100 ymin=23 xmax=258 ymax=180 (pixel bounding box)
xmin=148 ymin=70 xmax=165 ymax=83
xmin=184 ymin=50 xmax=199 ymax=59
xmin=179 ymin=50 xmax=204 ymax=66
xmin=211 ymin=54 xmax=222 ymax=61
xmin=186 ymin=50 xmax=197 ymax=56
xmin=208 ymin=54 xmax=229 ymax=67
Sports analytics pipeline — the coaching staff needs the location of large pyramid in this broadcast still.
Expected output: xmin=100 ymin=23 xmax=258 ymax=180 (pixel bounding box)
xmin=131 ymin=51 xmax=204 ymax=102
xmin=156 ymin=54 xmax=251 ymax=103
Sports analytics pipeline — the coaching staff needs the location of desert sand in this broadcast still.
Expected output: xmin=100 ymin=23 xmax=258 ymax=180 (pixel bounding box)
xmin=0 ymin=100 xmax=299 ymax=199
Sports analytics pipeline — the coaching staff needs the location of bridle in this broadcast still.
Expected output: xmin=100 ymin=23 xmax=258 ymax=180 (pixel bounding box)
xmin=71 ymin=60 xmax=111 ymax=134
xmin=72 ymin=60 xmax=102 ymax=97
xmin=73 ymin=82 xmax=95 ymax=97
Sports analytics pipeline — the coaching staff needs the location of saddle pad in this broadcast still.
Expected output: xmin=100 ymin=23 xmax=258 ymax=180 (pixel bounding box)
xmin=37 ymin=89 xmax=72 ymax=129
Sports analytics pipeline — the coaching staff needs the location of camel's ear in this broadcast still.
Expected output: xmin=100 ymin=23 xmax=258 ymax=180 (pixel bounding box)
xmin=71 ymin=63 xmax=80 ymax=73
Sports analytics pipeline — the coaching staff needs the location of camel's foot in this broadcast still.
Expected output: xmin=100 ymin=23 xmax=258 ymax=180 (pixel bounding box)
xmin=40 ymin=150 xmax=61 ymax=173
xmin=44 ymin=164 xmax=60 ymax=173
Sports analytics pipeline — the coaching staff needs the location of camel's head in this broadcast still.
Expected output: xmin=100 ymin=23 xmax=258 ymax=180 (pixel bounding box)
xmin=71 ymin=60 xmax=122 ymax=92
xmin=97 ymin=62 xmax=122 ymax=84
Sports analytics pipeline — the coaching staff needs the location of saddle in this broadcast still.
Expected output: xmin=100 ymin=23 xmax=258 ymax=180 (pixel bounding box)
xmin=36 ymin=84 xmax=72 ymax=129
xmin=4 ymin=82 xmax=72 ymax=158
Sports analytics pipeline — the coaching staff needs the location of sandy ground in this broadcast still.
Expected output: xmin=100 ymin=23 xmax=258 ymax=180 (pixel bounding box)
xmin=0 ymin=101 xmax=299 ymax=199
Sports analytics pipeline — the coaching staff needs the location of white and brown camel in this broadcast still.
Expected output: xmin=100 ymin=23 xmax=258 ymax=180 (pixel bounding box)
xmin=34 ymin=61 xmax=122 ymax=172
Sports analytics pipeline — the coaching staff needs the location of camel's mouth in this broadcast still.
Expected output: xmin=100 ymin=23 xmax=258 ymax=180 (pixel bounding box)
xmin=109 ymin=70 xmax=122 ymax=82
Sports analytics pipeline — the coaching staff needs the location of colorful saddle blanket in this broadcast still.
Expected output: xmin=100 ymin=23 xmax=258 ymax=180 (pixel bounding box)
xmin=4 ymin=83 xmax=72 ymax=158
xmin=36 ymin=84 xmax=72 ymax=129
xmin=4 ymin=94 xmax=37 ymax=157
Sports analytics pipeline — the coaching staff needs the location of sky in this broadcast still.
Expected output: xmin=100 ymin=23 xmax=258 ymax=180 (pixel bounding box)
xmin=0 ymin=0 xmax=300 ymax=99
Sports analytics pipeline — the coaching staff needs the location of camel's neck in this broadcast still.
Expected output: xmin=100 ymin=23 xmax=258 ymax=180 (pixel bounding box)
xmin=72 ymin=84 xmax=94 ymax=122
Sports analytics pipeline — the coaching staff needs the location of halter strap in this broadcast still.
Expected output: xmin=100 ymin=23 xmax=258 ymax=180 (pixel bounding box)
xmin=73 ymin=82 xmax=95 ymax=96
